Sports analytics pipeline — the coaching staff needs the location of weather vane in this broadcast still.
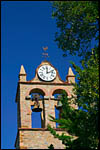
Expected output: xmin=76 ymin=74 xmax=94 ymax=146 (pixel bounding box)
xmin=42 ymin=46 xmax=49 ymax=59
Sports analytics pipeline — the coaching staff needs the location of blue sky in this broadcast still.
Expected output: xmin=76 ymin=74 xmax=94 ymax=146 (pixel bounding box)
xmin=1 ymin=1 xmax=82 ymax=149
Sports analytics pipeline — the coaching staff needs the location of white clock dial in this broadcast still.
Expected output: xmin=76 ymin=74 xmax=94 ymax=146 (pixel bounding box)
xmin=38 ymin=65 xmax=56 ymax=81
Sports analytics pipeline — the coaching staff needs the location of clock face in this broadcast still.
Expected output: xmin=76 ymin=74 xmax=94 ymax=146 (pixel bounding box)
xmin=38 ymin=65 xmax=56 ymax=81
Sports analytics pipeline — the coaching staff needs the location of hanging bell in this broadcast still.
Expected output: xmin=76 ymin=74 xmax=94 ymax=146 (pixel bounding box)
xmin=56 ymin=101 xmax=63 ymax=110
xmin=32 ymin=94 xmax=42 ymax=112
xmin=32 ymin=101 xmax=42 ymax=112
xmin=56 ymin=95 xmax=62 ymax=110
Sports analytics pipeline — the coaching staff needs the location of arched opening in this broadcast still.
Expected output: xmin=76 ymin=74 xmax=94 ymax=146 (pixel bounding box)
xmin=52 ymin=89 xmax=67 ymax=95
xmin=52 ymin=89 xmax=67 ymax=128
xmin=29 ymin=88 xmax=45 ymax=128
xmin=29 ymin=88 xmax=45 ymax=96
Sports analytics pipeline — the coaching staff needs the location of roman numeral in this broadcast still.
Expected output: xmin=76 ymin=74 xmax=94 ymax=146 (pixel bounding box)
xmin=38 ymin=71 xmax=43 ymax=74
xmin=41 ymin=66 xmax=45 ymax=70
xmin=51 ymin=74 xmax=54 ymax=77
xmin=43 ymin=76 xmax=45 ymax=79
xmin=40 ymin=69 xmax=43 ymax=71
xmin=40 ymin=73 xmax=43 ymax=77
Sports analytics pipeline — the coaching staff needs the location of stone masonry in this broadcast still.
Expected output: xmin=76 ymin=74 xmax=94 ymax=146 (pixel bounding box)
xmin=15 ymin=60 xmax=76 ymax=149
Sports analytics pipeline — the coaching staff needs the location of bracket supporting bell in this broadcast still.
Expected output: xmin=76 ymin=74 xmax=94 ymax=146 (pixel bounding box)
xmin=26 ymin=95 xmax=31 ymax=100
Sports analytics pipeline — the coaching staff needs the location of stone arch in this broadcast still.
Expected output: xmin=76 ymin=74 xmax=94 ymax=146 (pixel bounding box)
xmin=25 ymin=86 xmax=48 ymax=97
xmin=50 ymin=87 xmax=71 ymax=96
xmin=29 ymin=88 xmax=45 ymax=96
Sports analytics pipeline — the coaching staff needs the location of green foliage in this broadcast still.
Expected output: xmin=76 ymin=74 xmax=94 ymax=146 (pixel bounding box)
xmin=48 ymin=86 xmax=99 ymax=149
xmin=73 ymin=47 xmax=99 ymax=111
xmin=48 ymin=144 xmax=54 ymax=149
xmin=71 ymin=47 xmax=99 ymax=149
xmin=48 ymin=46 xmax=99 ymax=149
xmin=47 ymin=124 xmax=73 ymax=149
xmin=52 ymin=1 xmax=99 ymax=57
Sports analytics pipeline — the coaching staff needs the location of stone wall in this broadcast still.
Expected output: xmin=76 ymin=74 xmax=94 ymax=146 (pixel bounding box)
xmin=17 ymin=83 xmax=74 ymax=129
xmin=15 ymin=128 xmax=67 ymax=149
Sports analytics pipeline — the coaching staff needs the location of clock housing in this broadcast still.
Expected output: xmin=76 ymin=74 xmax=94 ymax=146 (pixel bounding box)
xmin=38 ymin=65 xmax=56 ymax=81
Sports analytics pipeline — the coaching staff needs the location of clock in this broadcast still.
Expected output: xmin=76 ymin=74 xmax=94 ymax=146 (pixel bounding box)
xmin=38 ymin=65 xmax=56 ymax=81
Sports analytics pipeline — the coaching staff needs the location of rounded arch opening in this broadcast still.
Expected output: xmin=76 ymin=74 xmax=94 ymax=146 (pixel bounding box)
xmin=52 ymin=89 xmax=68 ymax=128
xmin=29 ymin=88 xmax=45 ymax=129
xmin=29 ymin=88 xmax=45 ymax=96
xmin=52 ymin=89 xmax=68 ymax=98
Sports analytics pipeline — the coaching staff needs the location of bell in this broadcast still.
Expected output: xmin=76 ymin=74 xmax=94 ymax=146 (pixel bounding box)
xmin=32 ymin=101 xmax=42 ymax=112
xmin=56 ymin=101 xmax=63 ymax=110
xmin=32 ymin=94 xmax=42 ymax=112
xmin=56 ymin=95 xmax=62 ymax=110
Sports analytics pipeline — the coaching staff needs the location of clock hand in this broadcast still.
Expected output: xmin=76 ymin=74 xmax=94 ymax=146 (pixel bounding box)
xmin=46 ymin=67 xmax=48 ymax=73
xmin=47 ymin=70 xmax=54 ymax=73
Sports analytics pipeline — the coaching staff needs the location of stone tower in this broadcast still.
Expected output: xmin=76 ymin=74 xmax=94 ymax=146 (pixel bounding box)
xmin=15 ymin=60 xmax=76 ymax=149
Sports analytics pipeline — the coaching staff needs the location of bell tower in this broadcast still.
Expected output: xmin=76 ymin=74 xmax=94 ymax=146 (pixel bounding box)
xmin=15 ymin=60 xmax=76 ymax=149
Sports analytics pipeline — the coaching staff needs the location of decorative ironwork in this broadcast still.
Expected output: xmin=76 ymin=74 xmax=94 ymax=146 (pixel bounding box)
xmin=42 ymin=46 xmax=49 ymax=59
